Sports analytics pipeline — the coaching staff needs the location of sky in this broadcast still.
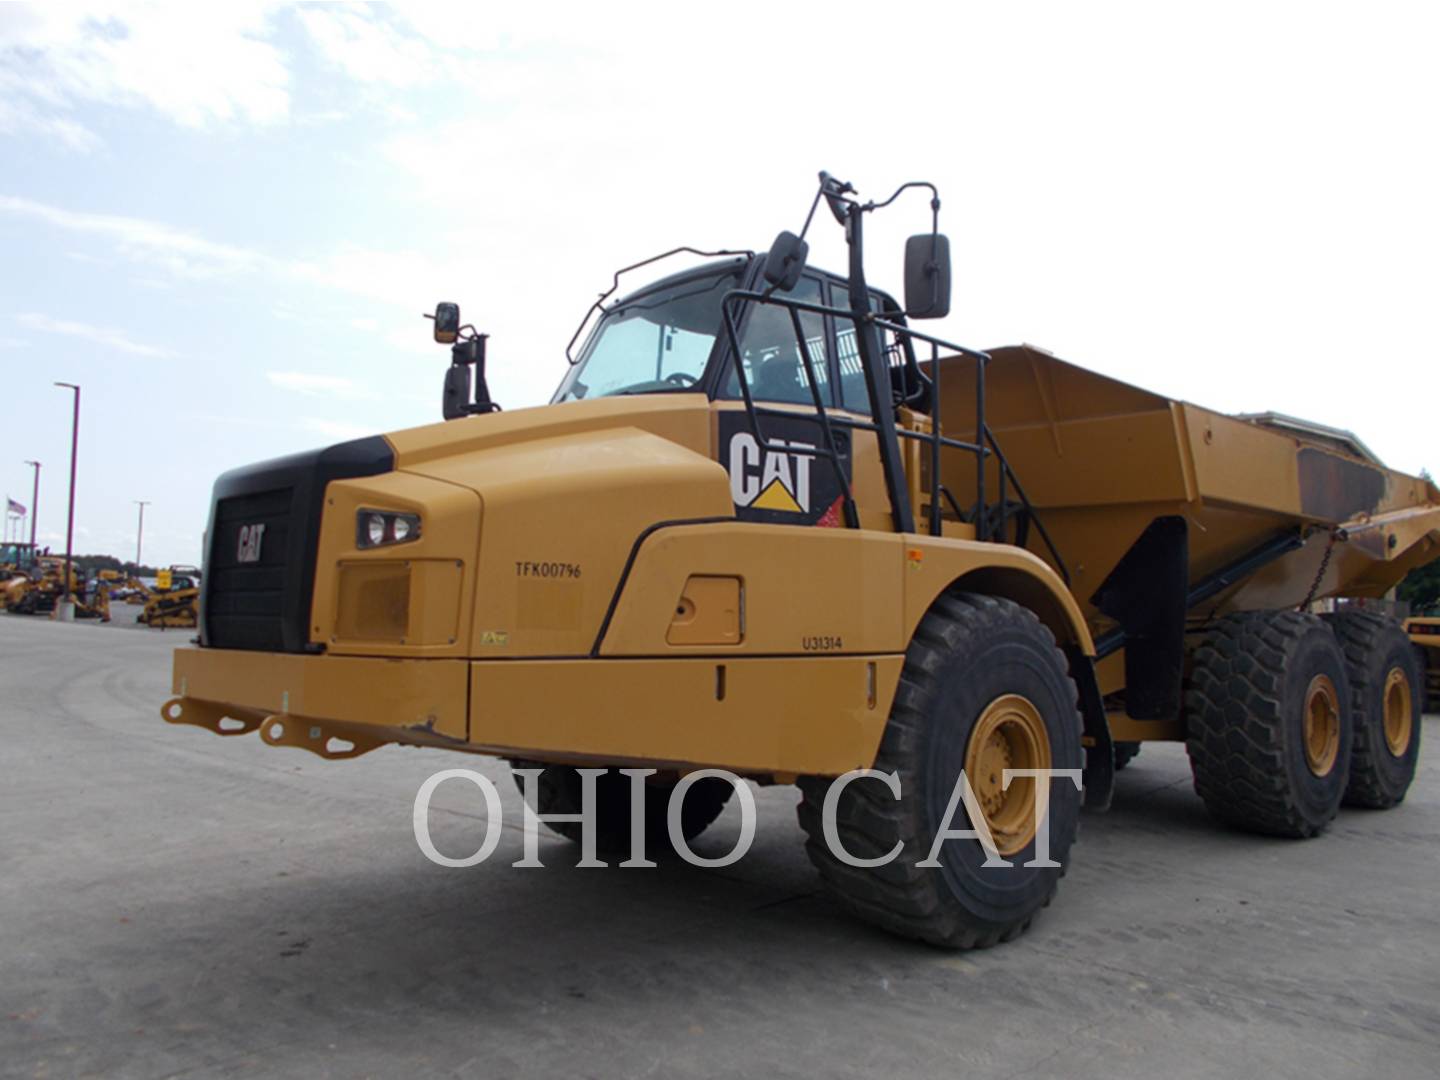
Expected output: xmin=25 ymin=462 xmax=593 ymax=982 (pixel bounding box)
xmin=1 ymin=1 xmax=1436 ymax=568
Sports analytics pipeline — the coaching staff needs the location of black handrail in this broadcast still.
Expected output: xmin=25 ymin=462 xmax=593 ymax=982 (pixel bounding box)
xmin=719 ymin=287 xmax=1067 ymax=581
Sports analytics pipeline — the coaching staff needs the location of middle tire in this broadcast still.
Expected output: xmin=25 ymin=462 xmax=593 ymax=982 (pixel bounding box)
xmin=797 ymin=592 xmax=1084 ymax=949
xmin=1185 ymin=611 xmax=1353 ymax=838
xmin=510 ymin=763 xmax=734 ymax=855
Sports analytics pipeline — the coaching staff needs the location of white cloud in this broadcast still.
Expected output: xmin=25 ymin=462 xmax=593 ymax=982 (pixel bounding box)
xmin=16 ymin=312 xmax=174 ymax=358
xmin=0 ymin=194 xmax=267 ymax=278
xmin=187 ymin=411 xmax=291 ymax=430
xmin=302 ymin=417 xmax=374 ymax=441
xmin=0 ymin=96 xmax=101 ymax=152
xmin=295 ymin=6 xmax=434 ymax=88
xmin=290 ymin=245 xmax=483 ymax=311
xmin=267 ymin=371 xmax=378 ymax=400
xmin=294 ymin=108 xmax=349 ymax=126
xmin=0 ymin=4 xmax=290 ymax=140
xmin=0 ymin=191 xmax=479 ymax=322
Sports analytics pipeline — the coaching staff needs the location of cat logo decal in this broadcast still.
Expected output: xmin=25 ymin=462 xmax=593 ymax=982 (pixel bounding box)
xmin=719 ymin=412 xmax=850 ymax=525
xmin=728 ymin=431 xmax=814 ymax=513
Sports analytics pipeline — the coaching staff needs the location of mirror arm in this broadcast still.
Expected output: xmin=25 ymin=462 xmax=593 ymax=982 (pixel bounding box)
xmin=863 ymin=179 xmax=940 ymax=217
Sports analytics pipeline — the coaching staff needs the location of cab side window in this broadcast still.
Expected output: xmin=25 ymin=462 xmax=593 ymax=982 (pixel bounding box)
xmin=833 ymin=287 xmax=908 ymax=417
xmin=723 ymin=275 xmax=830 ymax=405
xmin=833 ymin=284 xmax=864 ymax=415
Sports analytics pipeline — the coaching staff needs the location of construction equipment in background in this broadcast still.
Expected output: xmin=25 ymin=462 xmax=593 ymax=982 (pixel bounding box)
xmin=0 ymin=571 xmax=38 ymax=613
xmin=162 ymin=170 xmax=1439 ymax=950
xmin=0 ymin=542 xmax=37 ymax=583
xmin=2 ymin=555 xmax=79 ymax=615
xmin=138 ymin=566 xmax=200 ymax=629
xmin=117 ymin=577 xmax=151 ymax=604
xmin=1407 ymin=615 xmax=1440 ymax=711
xmin=74 ymin=580 xmax=111 ymax=622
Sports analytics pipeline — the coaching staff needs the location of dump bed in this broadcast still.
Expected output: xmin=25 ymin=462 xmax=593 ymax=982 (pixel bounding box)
xmin=931 ymin=346 xmax=1440 ymax=632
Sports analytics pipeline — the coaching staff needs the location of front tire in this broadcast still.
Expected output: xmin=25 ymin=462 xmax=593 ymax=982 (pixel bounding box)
xmin=797 ymin=593 xmax=1083 ymax=949
xmin=1185 ymin=612 xmax=1352 ymax=838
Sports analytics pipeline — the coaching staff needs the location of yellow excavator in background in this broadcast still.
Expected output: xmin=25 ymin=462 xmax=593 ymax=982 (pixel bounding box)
xmin=72 ymin=568 xmax=118 ymax=622
xmin=118 ymin=578 xmax=150 ymax=604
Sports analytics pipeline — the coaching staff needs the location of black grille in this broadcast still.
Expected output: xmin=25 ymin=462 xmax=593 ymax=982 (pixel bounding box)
xmin=207 ymin=487 xmax=295 ymax=651
xmin=201 ymin=436 xmax=393 ymax=652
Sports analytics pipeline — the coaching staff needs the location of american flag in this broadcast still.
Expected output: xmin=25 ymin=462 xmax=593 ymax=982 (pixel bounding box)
xmin=6 ymin=497 xmax=24 ymax=516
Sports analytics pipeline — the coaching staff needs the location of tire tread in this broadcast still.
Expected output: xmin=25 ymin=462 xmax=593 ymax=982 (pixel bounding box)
xmin=796 ymin=593 xmax=1081 ymax=949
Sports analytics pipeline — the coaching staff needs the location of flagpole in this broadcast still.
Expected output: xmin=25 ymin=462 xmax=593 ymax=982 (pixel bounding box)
xmin=25 ymin=460 xmax=40 ymax=549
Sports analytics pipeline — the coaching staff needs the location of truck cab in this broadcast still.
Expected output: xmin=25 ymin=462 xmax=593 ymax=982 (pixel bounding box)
xmin=551 ymin=254 xmax=920 ymax=531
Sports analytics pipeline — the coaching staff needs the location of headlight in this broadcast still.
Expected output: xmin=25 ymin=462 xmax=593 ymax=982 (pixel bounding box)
xmin=356 ymin=509 xmax=422 ymax=549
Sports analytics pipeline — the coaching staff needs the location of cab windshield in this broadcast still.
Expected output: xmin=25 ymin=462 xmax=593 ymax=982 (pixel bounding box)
xmin=555 ymin=266 xmax=742 ymax=401
xmin=0 ymin=543 xmax=34 ymax=567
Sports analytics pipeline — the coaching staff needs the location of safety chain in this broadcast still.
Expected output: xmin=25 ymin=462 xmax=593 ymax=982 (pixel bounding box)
xmin=1297 ymin=530 xmax=1340 ymax=611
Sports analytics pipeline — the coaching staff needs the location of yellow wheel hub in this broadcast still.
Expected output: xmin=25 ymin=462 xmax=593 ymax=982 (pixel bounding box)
xmin=1303 ymin=674 xmax=1341 ymax=777
xmin=964 ymin=694 xmax=1052 ymax=856
xmin=1382 ymin=666 xmax=1413 ymax=757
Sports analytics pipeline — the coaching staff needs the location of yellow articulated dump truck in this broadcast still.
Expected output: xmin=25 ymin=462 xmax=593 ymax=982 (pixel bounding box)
xmin=163 ymin=172 xmax=1440 ymax=948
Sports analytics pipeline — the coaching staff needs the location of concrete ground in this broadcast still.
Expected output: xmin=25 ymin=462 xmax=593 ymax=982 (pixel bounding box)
xmin=2 ymin=614 xmax=1438 ymax=1080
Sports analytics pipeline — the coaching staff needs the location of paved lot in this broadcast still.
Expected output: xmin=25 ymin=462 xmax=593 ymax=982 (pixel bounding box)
xmin=2 ymin=614 xmax=1438 ymax=1079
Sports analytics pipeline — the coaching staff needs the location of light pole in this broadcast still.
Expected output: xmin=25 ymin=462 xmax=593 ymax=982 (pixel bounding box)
xmin=54 ymin=383 xmax=80 ymax=618
xmin=134 ymin=500 xmax=150 ymax=568
xmin=24 ymin=460 xmax=40 ymax=548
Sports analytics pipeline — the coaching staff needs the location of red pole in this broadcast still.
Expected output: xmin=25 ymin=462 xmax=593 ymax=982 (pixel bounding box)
xmin=55 ymin=383 xmax=79 ymax=606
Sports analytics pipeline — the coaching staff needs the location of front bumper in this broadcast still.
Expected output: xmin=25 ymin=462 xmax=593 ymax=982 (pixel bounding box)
xmin=167 ymin=646 xmax=903 ymax=776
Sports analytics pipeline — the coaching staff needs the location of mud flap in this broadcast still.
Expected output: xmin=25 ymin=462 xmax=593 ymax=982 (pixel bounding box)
xmin=1066 ymin=646 xmax=1114 ymax=811
xmin=1091 ymin=515 xmax=1188 ymax=721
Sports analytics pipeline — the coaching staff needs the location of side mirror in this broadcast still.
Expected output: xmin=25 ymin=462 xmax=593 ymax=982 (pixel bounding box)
xmin=904 ymin=234 xmax=951 ymax=319
xmin=442 ymin=365 xmax=471 ymax=420
xmin=763 ymin=231 xmax=809 ymax=291
xmin=433 ymin=302 xmax=460 ymax=344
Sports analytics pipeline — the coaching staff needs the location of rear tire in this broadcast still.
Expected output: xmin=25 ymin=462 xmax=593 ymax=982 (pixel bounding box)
xmin=509 ymin=763 xmax=733 ymax=855
xmin=1185 ymin=612 xmax=1352 ymax=838
xmin=1327 ymin=611 xmax=1422 ymax=809
xmin=796 ymin=593 xmax=1083 ymax=949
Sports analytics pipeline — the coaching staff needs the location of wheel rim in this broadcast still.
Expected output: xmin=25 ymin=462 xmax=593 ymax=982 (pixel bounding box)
xmin=964 ymin=694 xmax=1052 ymax=856
xmin=1303 ymin=674 xmax=1341 ymax=777
xmin=1382 ymin=666 xmax=1413 ymax=757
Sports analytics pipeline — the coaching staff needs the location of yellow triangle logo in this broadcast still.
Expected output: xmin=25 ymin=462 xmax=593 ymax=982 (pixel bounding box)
xmin=752 ymin=478 xmax=803 ymax=512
